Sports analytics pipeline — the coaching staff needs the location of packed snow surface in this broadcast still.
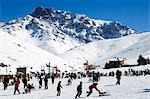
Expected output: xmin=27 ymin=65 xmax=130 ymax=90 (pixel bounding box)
xmin=0 ymin=74 xmax=150 ymax=99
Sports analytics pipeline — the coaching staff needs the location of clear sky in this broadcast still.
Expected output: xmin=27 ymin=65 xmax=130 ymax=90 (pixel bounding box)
xmin=0 ymin=0 xmax=149 ymax=31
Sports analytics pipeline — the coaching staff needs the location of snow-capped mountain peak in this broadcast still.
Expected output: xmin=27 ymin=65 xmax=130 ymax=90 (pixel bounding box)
xmin=30 ymin=7 xmax=139 ymax=42
xmin=1 ymin=6 xmax=139 ymax=54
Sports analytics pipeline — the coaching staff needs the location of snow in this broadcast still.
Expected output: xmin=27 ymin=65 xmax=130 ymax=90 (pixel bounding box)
xmin=0 ymin=75 xmax=150 ymax=99
xmin=61 ymin=32 xmax=150 ymax=69
xmin=0 ymin=29 xmax=78 ymax=74
xmin=1 ymin=15 xmax=80 ymax=54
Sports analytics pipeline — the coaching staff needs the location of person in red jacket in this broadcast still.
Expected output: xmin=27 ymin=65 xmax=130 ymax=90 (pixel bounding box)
xmin=87 ymin=83 xmax=101 ymax=97
xmin=14 ymin=78 xmax=20 ymax=95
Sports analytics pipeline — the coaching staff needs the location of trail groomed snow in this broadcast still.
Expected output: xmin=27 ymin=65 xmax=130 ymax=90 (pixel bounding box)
xmin=0 ymin=75 xmax=150 ymax=99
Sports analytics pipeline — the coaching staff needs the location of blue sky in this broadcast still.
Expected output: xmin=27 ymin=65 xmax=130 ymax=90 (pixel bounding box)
xmin=0 ymin=0 xmax=149 ymax=31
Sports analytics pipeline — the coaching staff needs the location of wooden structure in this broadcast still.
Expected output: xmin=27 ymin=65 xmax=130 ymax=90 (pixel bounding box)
xmin=104 ymin=57 xmax=125 ymax=69
xmin=84 ymin=60 xmax=93 ymax=75
xmin=0 ymin=63 xmax=10 ymax=75
xmin=17 ymin=67 xmax=26 ymax=76
xmin=52 ymin=66 xmax=60 ymax=75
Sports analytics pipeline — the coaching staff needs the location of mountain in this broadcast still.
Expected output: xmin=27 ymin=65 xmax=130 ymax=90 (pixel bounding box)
xmin=0 ymin=29 xmax=77 ymax=74
xmin=0 ymin=15 xmax=80 ymax=54
xmin=0 ymin=21 xmax=4 ymax=27
xmin=60 ymin=32 xmax=150 ymax=70
xmin=0 ymin=7 xmax=139 ymax=54
xmin=31 ymin=7 xmax=139 ymax=42
xmin=0 ymin=7 xmax=147 ymax=73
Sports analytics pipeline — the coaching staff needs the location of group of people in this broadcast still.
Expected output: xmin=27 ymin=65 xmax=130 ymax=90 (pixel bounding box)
xmin=2 ymin=75 xmax=35 ymax=95
xmin=1 ymin=69 xmax=123 ymax=97
xmin=38 ymin=74 xmax=55 ymax=89
xmin=36 ymin=73 xmax=103 ymax=98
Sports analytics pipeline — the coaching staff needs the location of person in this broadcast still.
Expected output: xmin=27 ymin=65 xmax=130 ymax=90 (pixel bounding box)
xmin=51 ymin=74 xmax=55 ymax=84
xmin=22 ymin=76 xmax=27 ymax=89
xmin=39 ymin=76 xmax=42 ymax=89
xmin=3 ymin=76 xmax=9 ymax=90
xmin=87 ymin=83 xmax=101 ymax=97
xmin=14 ymin=78 xmax=20 ymax=95
xmin=92 ymin=71 xmax=96 ymax=82
xmin=44 ymin=75 xmax=48 ymax=89
xmin=24 ymin=83 xmax=35 ymax=94
xmin=57 ymin=81 xmax=63 ymax=96
xmin=67 ymin=78 xmax=72 ymax=85
xmin=25 ymin=84 xmax=31 ymax=93
xmin=116 ymin=70 xmax=122 ymax=85
xmin=75 ymin=82 xmax=82 ymax=98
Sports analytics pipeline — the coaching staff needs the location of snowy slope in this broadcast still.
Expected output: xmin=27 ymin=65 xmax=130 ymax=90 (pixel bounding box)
xmin=0 ymin=76 xmax=150 ymax=99
xmin=1 ymin=15 xmax=80 ymax=54
xmin=61 ymin=32 xmax=150 ymax=69
xmin=0 ymin=29 xmax=78 ymax=74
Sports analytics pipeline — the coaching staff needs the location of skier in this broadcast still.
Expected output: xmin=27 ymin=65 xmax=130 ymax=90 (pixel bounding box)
xmin=14 ymin=78 xmax=20 ymax=95
xmin=87 ymin=83 xmax=101 ymax=97
xmin=44 ymin=75 xmax=48 ymax=89
xmin=39 ymin=76 xmax=43 ymax=89
xmin=22 ymin=76 xmax=27 ymax=89
xmin=57 ymin=81 xmax=63 ymax=96
xmin=116 ymin=70 xmax=122 ymax=85
xmin=75 ymin=81 xmax=82 ymax=98
xmin=51 ymin=74 xmax=55 ymax=84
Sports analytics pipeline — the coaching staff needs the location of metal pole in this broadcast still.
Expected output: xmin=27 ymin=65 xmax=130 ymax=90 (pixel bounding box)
xmin=49 ymin=63 xmax=50 ymax=77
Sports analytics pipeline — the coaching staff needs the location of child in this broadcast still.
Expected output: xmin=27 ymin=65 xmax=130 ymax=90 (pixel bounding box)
xmin=67 ymin=78 xmax=72 ymax=85
xmin=14 ymin=78 xmax=20 ymax=95
xmin=57 ymin=81 xmax=62 ymax=96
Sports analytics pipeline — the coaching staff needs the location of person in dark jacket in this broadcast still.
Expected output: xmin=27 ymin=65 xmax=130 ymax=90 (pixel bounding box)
xmin=22 ymin=76 xmax=27 ymax=89
xmin=75 ymin=82 xmax=82 ymax=98
xmin=51 ymin=74 xmax=55 ymax=84
xmin=67 ymin=78 xmax=72 ymax=85
xmin=116 ymin=70 xmax=122 ymax=85
xmin=87 ymin=83 xmax=101 ymax=97
xmin=3 ymin=77 xmax=9 ymax=90
xmin=39 ymin=76 xmax=42 ymax=89
xmin=44 ymin=75 xmax=48 ymax=89
xmin=57 ymin=81 xmax=62 ymax=96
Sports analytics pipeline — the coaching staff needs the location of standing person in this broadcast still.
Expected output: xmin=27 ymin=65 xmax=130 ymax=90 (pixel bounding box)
xmin=75 ymin=82 xmax=82 ymax=98
xmin=51 ymin=74 xmax=55 ymax=84
xmin=87 ymin=83 xmax=101 ymax=97
xmin=39 ymin=76 xmax=43 ymax=89
xmin=44 ymin=75 xmax=48 ymax=89
xmin=57 ymin=81 xmax=63 ymax=96
xmin=3 ymin=76 xmax=9 ymax=90
xmin=116 ymin=70 xmax=122 ymax=85
xmin=14 ymin=78 xmax=20 ymax=95
xmin=22 ymin=76 xmax=27 ymax=89
xmin=96 ymin=72 xmax=100 ymax=82
xmin=92 ymin=71 xmax=96 ymax=82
